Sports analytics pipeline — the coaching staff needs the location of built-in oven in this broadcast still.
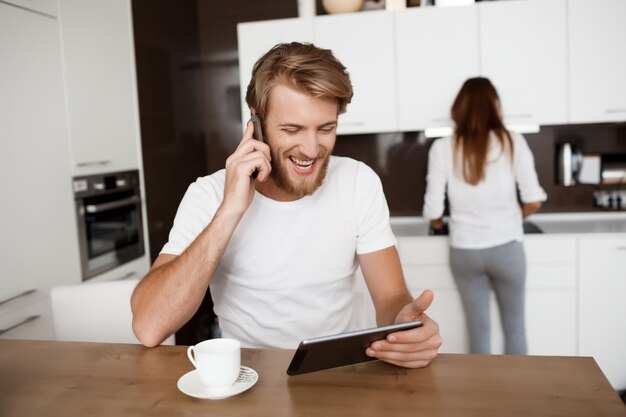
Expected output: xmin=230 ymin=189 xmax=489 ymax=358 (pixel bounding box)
xmin=73 ymin=170 xmax=145 ymax=280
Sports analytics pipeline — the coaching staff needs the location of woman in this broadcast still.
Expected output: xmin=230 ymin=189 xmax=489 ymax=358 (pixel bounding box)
xmin=422 ymin=77 xmax=547 ymax=354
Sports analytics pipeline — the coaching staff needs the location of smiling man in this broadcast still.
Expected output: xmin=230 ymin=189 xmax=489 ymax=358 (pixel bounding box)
xmin=131 ymin=42 xmax=441 ymax=369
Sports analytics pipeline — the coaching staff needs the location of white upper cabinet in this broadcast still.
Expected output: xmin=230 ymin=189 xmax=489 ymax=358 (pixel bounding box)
xmin=568 ymin=0 xmax=626 ymax=123
xmin=314 ymin=11 xmax=397 ymax=134
xmin=238 ymin=12 xmax=397 ymax=135
xmin=58 ymin=0 xmax=141 ymax=175
xmin=239 ymin=0 xmax=624 ymax=133
xmin=237 ymin=18 xmax=314 ymax=128
xmin=479 ymin=0 xmax=567 ymax=127
xmin=396 ymin=6 xmax=480 ymax=131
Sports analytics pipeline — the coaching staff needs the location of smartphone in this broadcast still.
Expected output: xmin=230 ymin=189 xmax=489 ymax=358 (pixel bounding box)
xmin=286 ymin=320 xmax=424 ymax=376
xmin=249 ymin=113 xmax=264 ymax=143
xmin=249 ymin=114 xmax=264 ymax=179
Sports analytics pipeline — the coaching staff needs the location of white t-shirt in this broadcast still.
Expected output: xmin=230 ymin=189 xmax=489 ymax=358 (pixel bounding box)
xmin=422 ymin=132 xmax=547 ymax=249
xmin=161 ymin=156 xmax=396 ymax=348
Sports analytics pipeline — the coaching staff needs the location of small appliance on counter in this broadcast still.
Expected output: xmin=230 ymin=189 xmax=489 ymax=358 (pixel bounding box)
xmin=556 ymin=142 xmax=583 ymax=186
xmin=600 ymin=153 xmax=626 ymax=185
xmin=593 ymin=189 xmax=626 ymax=210
xmin=73 ymin=170 xmax=145 ymax=280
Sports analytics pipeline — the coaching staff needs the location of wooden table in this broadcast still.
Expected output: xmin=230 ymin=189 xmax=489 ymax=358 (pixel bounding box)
xmin=1 ymin=339 xmax=624 ymax=416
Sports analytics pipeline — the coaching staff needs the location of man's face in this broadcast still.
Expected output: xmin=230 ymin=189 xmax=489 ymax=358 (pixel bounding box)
xmin=262 ymin=83 xmax=338 ymax=198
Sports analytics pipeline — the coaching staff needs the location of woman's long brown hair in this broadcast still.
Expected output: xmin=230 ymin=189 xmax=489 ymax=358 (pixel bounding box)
xmin=451 ymin=77 xmax=513 ymax=185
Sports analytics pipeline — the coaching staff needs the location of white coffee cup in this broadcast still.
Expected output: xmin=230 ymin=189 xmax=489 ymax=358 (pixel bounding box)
xmin=187 ymin=338 xmax=241 ymax=390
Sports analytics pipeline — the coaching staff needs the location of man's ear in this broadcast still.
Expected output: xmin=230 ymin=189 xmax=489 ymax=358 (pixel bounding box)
xmin=250 ymin=107 xmax=257 ymax=115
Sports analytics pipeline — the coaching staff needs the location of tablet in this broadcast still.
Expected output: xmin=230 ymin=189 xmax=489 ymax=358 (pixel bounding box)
xmin=286 ymin=320 xmax=424 ymax=376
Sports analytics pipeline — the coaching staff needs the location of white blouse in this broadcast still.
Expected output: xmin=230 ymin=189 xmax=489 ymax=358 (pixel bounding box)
xmin=422 ymin=132 xmax=547 ymax=249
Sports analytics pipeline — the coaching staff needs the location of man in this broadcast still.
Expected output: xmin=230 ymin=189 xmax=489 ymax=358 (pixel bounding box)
xmin=132 ymin=42 xmax=441 ymax=368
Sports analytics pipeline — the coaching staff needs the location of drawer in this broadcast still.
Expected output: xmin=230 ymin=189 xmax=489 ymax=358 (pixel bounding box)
xmin=526 ymin=265 xmax=577 ymax=289
xmin=579 ymin=237 xmax=626 ymax=271
xmin=403 ymin=265 xmax=456 ymax=290
xmin=397 ymin=237 xmax=449 ymax=265
xmin=524 ymin=237 xmax=577 ymax=264
xmin=0 ymin=297 xmax=55 ymax=340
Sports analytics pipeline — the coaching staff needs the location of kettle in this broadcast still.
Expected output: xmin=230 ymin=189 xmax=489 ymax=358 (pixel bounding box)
xmin=557 ymin=143 xmax=583 ymax=186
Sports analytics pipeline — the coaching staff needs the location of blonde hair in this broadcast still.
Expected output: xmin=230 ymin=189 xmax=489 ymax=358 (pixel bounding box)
xmin=245 ymin=42 xmax=353 ymax=120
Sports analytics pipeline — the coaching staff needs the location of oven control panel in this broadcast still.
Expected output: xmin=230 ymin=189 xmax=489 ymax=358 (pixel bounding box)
xmin=73 ymin=170 xmax=139 ymax=198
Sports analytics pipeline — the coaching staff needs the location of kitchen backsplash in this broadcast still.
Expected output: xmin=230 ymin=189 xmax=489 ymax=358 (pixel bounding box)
xmin=334 ymin=123 xmax=626 ymax=216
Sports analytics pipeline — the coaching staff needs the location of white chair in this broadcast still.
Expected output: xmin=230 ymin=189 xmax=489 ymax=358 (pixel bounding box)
xmin=50 ymin=278 xmax=174 ymax=345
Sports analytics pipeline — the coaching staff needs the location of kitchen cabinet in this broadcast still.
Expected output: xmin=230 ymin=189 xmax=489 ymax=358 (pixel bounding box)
xmin=238 ymin=11 xmax=397 ymax=135
xmin=579 ymin=236 xmax=626 ymax=390
xmin=0 ymin=2 xmax=80 ymax=340
xmin=314 ymin=11 xmax=397 ymax=134
xmin=58 ymin=0 xmax=142 ymax=176
xmin=491 ymin=236 xmax=578 ymax=356
xmin=395 ymin=237 xmax=467 ymax=353
xmin=0 ymin=296 xmax=55 ymax=341
xmin=240 ymin=0 xmax=625 ymax=132
xmin=355 ymin=236 xmax=578 ymax=356
xmin=478 ymin=0 xmax=568 ymax=127
xmin=568 ymin=0 xmax=626 ymax=124
xmin=2 ymin=0 xmax=57 ymax=16
xmin=395 ymin=6 xmax=480 ymax=132
xmin=237 ymin=18 xmax=314 ymax=127
xmin=355 ymin=238 xmax=469 ymax=352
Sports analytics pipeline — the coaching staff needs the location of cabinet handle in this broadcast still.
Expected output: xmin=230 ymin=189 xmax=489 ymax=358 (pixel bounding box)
xmin=113 ymin=271 xmax=138 ymax=281
xmin=340 ymin=122 xmax=365 ymax=127
xmin=617 ymin=246 xmax=626 ymax=251
xmin=430 ymin=117 xmax=450 ymax=123
xmin=606 ymin=109 xmax=626 ymax=114
xmin=0 ymin=289 xmax=36 ymax=307
xmin=0 ymin=315 xmax=41 ymax=336
xmin=76 ymin=160 xmax=111 ymax=167
xmin=505 ymin=113 xmax=533 ymax=119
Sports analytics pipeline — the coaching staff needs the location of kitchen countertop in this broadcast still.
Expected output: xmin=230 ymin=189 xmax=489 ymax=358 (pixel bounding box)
xmin=391 ymin=212 xmax=626 ymax=237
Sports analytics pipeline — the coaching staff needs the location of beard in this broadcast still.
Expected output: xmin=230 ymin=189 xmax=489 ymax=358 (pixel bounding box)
xmin=270 ymin=146 xmax=332 ymax=198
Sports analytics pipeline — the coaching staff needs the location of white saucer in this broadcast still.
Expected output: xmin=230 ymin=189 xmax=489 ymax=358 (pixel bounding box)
xmin=177 ymin=366 xmax=258 ymax=400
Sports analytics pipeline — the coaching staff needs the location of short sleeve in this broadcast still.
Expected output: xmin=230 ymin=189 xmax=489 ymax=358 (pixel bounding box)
xmin=160 ymin=174 xmax=224 ymax=255
xmin=513 ymin=133 xmax=548 ymax=203
xmin=354 ymin=162 xmax=396 ymax=255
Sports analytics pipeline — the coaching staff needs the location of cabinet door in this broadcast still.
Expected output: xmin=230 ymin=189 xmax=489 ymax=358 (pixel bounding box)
xmin=409 ymin=285 xmax=468 ymax=354
xmin=479 ymin=0 xmax=567 ymax=126
xmin=0 ymin=297 xmax=55 ymax=341
xmin=396 ymin=6 xmax=480 ymax=131
xmin=579 ymin=237 xmax=626 ymax=390
xmin=314 ymin=11 xmax=397 ymax=134
xmin=58 ymin=0 xmax=141 ymax=175
xmin=353 ymin=268 xmax=376 ymax=329
xmin=237 ymin=18 xmax=314 ymax=129
xmin=398 ymin=237 xmax=468 ymax=353
xmin=0 ymin=3 xmax=81 ymax=304
xmin=491 ymin=238 xmax=578 ymax=355
xmin=569 ymin=0 xmax=626 ymax=123
xmin=2 ymin=0 xmax=57 ymax=16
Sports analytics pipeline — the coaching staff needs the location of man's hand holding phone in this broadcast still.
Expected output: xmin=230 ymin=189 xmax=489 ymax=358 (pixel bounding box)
xmin=221 ymin=117 xmax=272 ymax=217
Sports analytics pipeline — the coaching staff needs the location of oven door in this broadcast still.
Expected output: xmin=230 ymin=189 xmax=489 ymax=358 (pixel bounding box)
xmin=77 ymin=190 xmax=145 ymax=280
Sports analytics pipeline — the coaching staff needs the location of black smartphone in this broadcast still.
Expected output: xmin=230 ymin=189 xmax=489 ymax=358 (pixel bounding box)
xmin=249 ymin=114 xmax=264 ymax=179
xmin=287 ymin=320 xmax=424 ymax=376
xmin=249 ymin=114 xmax=264 ymax=143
